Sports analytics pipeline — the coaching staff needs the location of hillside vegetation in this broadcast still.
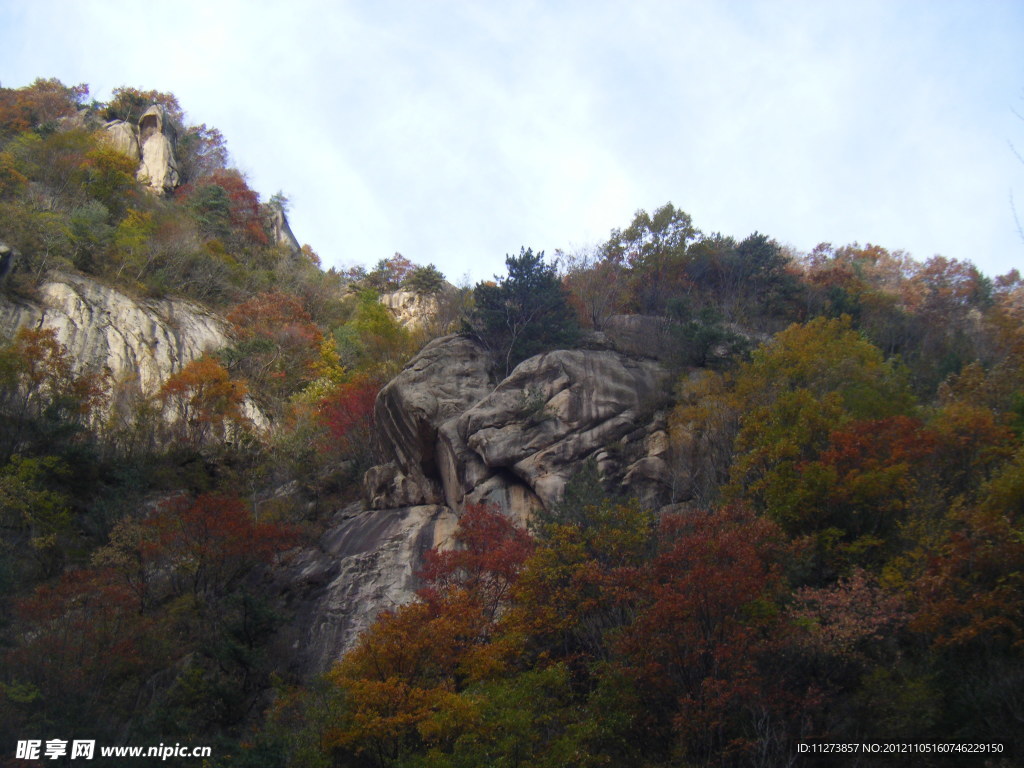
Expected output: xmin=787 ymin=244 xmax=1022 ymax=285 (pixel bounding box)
xmin=1 ymin=78 xmax=1023 ymax=766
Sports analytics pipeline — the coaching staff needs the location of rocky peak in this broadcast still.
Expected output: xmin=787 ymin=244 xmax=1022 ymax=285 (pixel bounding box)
xmin=103 ymin=104 xmax=180 ymax=194
xmin=267 ymin=201 xmax=302 ymax=256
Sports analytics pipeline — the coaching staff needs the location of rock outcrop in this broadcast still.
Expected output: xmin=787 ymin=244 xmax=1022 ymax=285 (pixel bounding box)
xmin=103 ymin=119 xmax=140 ymax=160
xmin=268 ymin=201 xmax=302 ymax=256
xmin=365 ymin=336 xmax=674 ymax=522
xmin=272 ymin=503 xmax=457 ymax=674
xmin=136 ymin=105 xmax=179 ymax=193
xmin=451 ymin=349 xmax=672 ymax=511
xmin=103 ymin=104 xmax=180 ymax=194
xmin=0 ymin=271 xmax=262 ymax=425
xmin=367 ymin=335 xmax=494 ymax=507
xmin=379 ymin=289 xmax=446 ymax=330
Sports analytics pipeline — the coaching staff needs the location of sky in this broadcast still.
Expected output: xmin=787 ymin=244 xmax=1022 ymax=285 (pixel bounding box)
xmin=1 ymin=0 xmax=1022 ymax=283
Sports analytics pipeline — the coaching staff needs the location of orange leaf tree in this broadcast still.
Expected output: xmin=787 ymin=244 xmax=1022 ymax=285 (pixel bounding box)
xmin=157 ymin=354 xmax=249 ymax=448
xmin=226 ymin=291 xmax=323 ymax=404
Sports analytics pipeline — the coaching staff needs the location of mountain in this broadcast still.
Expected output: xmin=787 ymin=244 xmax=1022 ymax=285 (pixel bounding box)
xmin=2 ymin=78 xmax=1023 ymax=766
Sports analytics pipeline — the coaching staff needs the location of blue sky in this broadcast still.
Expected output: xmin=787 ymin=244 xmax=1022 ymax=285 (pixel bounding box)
xmin=1 ymin=0 xmax=1022 ymax=282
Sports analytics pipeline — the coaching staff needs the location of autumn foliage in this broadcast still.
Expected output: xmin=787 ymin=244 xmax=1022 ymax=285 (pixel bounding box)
xmin=316 ymin=374 xmax=380 ymax=465
xmin=226 ymin=291 xmax=323 ymax=403
xmin=4 ymin=76 xmax=1024 ymax=765
xmin=157 ymin=354 xmax=249 ymax=447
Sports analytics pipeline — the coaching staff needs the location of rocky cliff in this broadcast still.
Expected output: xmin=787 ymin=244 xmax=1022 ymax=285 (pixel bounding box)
xmin=0 ymin=271 xmax=263 ymax=425
xmin=367 ymin=334 xmax=674 ymax=520
xmin=0 ymin=272 xmax=678 ymax=676
xmin=280 ymin=333 xmax=678 ymax=673
xmin=271 ymin=503 xmax=457 ymax=672
xmin=379 ymin=288 xmax=456 ymax=331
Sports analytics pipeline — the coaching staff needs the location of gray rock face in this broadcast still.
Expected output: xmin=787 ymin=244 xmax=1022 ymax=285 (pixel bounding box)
xmin=366 ymin=337 xmax=674 ymax=522
xmin=268 ymin=202 xmax=302 ymax=255
xmin=0 ymin=271 xmax=265 ymax=427
xmin=103 ymin=119 xmax=141 ymax=160
xmin=1 ymin=272 xmax=226 ymax=393
xmin=368 ymin=335 xmax=494 ymax=507
xmin=453 ymin=349 xmax=673 ymax=511
xmin=379 ymin=289 xmax=444 ymax=330
xmin=272 ymin=503 xmax=457 ymax=675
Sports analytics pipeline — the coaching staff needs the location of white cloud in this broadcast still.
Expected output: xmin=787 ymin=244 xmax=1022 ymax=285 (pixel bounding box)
xmin=2 ymin=0 xmax=1022 ymax=281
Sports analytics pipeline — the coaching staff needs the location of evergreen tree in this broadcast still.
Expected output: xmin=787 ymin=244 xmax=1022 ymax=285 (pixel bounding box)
xmin=468 ymin=247 xmax=579 ymax=376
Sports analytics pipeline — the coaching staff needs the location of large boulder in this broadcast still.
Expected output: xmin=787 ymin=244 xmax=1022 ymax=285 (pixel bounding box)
xmin=103 ymin=119 xmax=141 ymax=160
xmin=101 ymin=105 xmax=181 ymax=195
xmin=366 ymin=335 xmax=494 ymax=507
xmin=454 ymin=349 xmax=673 ymax=509
xmin=367 ymin=339 xmax=675 ymax=521
xmin=136 ymin=105 xmax=179 ymax=194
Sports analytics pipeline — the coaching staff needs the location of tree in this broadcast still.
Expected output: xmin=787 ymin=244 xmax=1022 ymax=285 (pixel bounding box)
xmin=560 ymin=245 xmax=629 ymax=330
xmin=112 ymin=207 xmax=156 ymax=279
xmin=509 ymin=496 xmax=655 ymax=675
xmin=315 ymin=373 xmax=381 ymax=473
xmin=226 ymin=291 xmax=323 ymax=403
xmin=0 ymin=327 xmax=106 ymax=462
xmin=0 ymin=78 xmax=88 ymax=136
xmin=904 ymin=446 xmax=1024 ymax=750
xmin=324 ymin=504 xmax=533 ymax=766
xmin=419 ymin=503 xmax=535 ymax=636
xmin=403 ymin=263 xmax=446 ymax=296
xmin=777 ymin=416 xmax=941 ymax=572
xmin=365 ymin=253 xmax=415 ymax=293
xmin=81 ymin=145 xmax=138 ymax=217
xmin=333 ymin=289 xmax=417 ymax=376
xmin=0 ymin=454 xmax=73 ymax=578
xmin=607 ymin=203 xmax=698 ymax=314
xmin=3 ymin=566 xmax=165 ymax=741
xmin=176 ymin=123 xmax=228 ymax=184
xmin=157 ymin=355 xmax=249 ymax=448
xmin=142 ymin=492 xmax=296 ymax=599
xmin=617 ymin=505 xmax=798 ymax=764
xmin=7 ymin=128 xmax=94 ymax=211
xmin=683 ymin=231 xmax=799 ymax=323
xmin=179 ymin=169 xmax=267 ymax=248
xmin=467 ymin=247 xmax=579 ymax=376
xmin=727 ymin=316 xmax=915 ymax=523
xmin=103 ymin=86 xmax=183 ymax=126
xmin=668 ymin=369 xmax=743 ymax=506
